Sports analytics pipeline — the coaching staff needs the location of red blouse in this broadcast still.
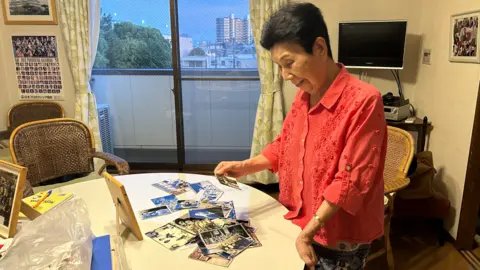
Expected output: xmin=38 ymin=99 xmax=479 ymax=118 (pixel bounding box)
xmin=262 ymin=65 xmax=387 ymax=246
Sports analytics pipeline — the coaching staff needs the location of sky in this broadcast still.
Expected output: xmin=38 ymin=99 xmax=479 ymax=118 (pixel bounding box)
xmin=101 ymin=0 xmax=250 ymax=46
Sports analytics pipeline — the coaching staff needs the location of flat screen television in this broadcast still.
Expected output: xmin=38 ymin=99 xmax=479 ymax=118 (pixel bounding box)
xmin=338 ymin=20 xmax=407 ymax=69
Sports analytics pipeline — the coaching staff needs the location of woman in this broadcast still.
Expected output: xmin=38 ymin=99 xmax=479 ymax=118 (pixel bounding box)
xmin=214 ymin=3 xmax=387 ymax=270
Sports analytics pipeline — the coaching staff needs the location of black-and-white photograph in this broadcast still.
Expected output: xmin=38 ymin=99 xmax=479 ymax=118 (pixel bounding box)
xmin=145 ymin=223 xmax=196 ymax=251
xmin=0 ymin=170 xmax=19 ymax=227
xmin=11 ymin=36 xmax=63 ymax=100
xmin=12 ymin=36 xmax=57 ymax=58
xmin=172 ymin=217 xmax=218 ymax=234
xmin=450 ymin=11 xmax=480 ymax=63
xmin=0 ymin=161 xmax=25 ymax=239
xmin=2 ymin=0 xmax=57 ymax=25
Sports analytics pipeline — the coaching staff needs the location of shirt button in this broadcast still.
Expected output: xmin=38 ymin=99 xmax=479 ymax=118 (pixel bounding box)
xmin=300 ymin=181 xmax=303 ymax=185
xmin=346 ymin=165 xmax=352 ymax=171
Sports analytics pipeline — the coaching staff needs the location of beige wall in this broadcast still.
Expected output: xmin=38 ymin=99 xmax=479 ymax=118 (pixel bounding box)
xmin=283 ymin=0 xmax=422 ymax=112
xmin=414 ymin=0 xmax=480 ymax=238
xmin=0 ymin=11 xmax=75 ymax=131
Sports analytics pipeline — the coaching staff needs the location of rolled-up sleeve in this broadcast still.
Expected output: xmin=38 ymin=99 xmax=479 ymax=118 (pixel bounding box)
xmin=323 ymin=93 xmax=387 ymax=216
xmin=261 ymin=135 xmax=281 ymax=173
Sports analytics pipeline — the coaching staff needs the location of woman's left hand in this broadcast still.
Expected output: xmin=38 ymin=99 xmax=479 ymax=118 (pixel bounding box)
xmin=295 ymin=233 xmax=317 ymax=269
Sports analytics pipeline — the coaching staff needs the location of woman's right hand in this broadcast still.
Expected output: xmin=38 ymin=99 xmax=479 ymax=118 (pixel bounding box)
xmin=214 ymin=161 xmax=248 ymax=178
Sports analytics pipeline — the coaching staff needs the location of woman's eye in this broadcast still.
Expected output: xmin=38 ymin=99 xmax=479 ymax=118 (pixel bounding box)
xmin=286 ymin=61 xmax=293 ymax=68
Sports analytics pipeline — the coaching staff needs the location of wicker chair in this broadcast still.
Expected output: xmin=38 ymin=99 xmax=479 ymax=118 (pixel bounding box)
xmin=368 ymin=126 xmax=415 ymax=270
xmin=9 ymin=118 xmax=129 ymax=198
xmin=0 ymin=101 xmax=65 ymax=149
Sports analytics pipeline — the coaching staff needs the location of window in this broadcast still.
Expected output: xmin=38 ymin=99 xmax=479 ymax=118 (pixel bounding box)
xmin=93 ymin=0 xmax=257 ymax=71
xmin=91 ymin=0 xmax=260 ymax=167
xmin=93 ymin=1 xmax=172 ymax=69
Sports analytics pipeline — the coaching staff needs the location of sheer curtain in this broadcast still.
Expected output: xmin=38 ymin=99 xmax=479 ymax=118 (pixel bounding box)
xmin=57 ymin=0 xmax=103 ymax=166
xmin=245 ymin=0 xmax=289 ymax=185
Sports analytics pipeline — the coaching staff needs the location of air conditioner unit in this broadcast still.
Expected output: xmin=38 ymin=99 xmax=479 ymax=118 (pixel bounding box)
xmin=97 ymin=104 xmax=114 ymax=154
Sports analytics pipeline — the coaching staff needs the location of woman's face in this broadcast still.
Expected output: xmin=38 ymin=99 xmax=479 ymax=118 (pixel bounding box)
xmin=271 ymin=38 xmax=329 ymax=95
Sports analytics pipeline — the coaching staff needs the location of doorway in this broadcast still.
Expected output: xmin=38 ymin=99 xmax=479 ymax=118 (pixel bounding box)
xmin=456 ymin=81 xmax=480 ymax=250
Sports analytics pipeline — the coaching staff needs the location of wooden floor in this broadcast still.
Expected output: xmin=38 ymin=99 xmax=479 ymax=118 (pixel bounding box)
xmin=366 ymin=231 xmax=473 ymax=270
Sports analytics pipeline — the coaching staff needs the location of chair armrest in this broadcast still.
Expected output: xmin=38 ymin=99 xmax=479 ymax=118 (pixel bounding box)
xmin=91 ymin=152 xmax=130 ymax=175
xmin=0 ymin=130 xmax=11 ymax=141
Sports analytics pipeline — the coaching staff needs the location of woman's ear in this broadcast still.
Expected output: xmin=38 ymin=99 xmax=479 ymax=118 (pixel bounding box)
xmin=312 ymin=37 xmax=328 ymax=57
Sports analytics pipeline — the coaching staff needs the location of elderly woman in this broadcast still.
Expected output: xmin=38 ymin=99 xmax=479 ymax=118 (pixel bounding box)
xmin=214 ymin=3 xmax=387 ymax=270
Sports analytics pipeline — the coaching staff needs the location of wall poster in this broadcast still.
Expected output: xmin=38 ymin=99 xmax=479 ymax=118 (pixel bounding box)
xmin=12 ymin=35 xmax=64 ymax=101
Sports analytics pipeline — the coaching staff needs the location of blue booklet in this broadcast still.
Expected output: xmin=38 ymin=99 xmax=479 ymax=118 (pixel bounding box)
xmin=91 ymin=235 xmax=112 ymax=270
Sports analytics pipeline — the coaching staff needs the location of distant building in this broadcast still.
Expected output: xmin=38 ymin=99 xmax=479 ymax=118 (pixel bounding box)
xmin=163 ymin=35 xmax=193 ymax=57
xmin=216 ymin=13 xmax=253 ymax=44
xmin=181 ymin=54 xmax=257 ymax=69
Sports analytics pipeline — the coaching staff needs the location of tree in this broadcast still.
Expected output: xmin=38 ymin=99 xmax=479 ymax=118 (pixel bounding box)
xmin=93 ymin=13 xmax=172 ymax=69
xmin=188 ymin=48 xmax=206 ymax=56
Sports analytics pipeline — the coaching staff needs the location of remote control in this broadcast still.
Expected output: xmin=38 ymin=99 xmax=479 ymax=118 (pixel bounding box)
xmin=404 ymin=117 xmax=416 ymax=123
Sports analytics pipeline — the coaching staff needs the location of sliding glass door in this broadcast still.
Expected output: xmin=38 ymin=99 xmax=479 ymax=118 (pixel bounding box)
xmin=91 ymin=0 xmax=178 ymax=167
xmin=177 ymin=0 xmax=259 ymax=167
xmin=91 ymin=0 xmax=259 ymax=170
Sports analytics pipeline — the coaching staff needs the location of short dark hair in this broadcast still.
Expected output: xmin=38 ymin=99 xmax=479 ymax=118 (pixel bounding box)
xmin=260 ymin=3 xmax=333 ymax=58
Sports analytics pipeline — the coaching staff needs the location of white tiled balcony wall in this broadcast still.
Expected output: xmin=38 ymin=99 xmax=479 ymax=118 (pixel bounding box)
xmin=92 ymin=75 xmax=260 ymax=151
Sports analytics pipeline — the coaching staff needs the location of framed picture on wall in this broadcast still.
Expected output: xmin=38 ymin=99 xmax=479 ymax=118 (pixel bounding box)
xmin=0 ymin=160 xmax=26 ymax=239
xmin=450 ymin=10 xmax=479 ymax=63
xmin=2 ymin=0 xmax=57 ymax=25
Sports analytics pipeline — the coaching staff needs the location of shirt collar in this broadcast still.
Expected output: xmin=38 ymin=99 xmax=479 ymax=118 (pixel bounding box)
xmin=303 ymin=63 xmax=350 ymax=112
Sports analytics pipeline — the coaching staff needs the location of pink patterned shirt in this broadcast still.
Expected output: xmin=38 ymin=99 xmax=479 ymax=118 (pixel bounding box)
xmin=262 ymin=64 xmax=387 ymax=246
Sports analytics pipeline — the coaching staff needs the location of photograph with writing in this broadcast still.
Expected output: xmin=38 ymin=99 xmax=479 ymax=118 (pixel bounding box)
xmin=11 ymin=36 xmax=63 ymax=100
xmin=197 ymin=184 xmax=223 ymax=202
xmin=150 ymin=194 xmax=178 ymax=211
xmin=152 ymin=178 xmax=190 ymax=195
xmin=145 ymin=223 xmax=196 ymax=251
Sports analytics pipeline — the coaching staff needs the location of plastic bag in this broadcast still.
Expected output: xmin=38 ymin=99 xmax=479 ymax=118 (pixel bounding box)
xmin=0 ymin=195 xmax=94 ymax=270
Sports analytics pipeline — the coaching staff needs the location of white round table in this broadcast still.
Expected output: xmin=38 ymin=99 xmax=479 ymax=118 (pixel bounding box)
xmin=52 ymin=173 xmax=304 ymax=269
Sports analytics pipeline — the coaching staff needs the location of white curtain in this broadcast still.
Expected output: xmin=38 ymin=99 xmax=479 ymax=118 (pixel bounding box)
xmin=57 ymin=0 xmax=103 ymax=170
xmin=89 ymin=0 xmax=101 ymax=67
xmin=244 ymin=0 xmax=289 ymax=185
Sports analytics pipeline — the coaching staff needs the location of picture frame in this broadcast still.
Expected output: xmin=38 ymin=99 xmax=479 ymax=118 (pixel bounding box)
xmin=103 ymin=172 xmax=143 ymax=241
xmin=450 ymin=10 xmax=480 ymax=63
xmin=2 ymin=0 xmax=57 ymax=25
xmin=0 ymin=160 xmax=26 ymax=239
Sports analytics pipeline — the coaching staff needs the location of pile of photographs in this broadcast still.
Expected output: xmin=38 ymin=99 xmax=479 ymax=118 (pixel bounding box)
xmin=145 ymin=204 xmax=260 ymax=268
xmin=141 ymin=177 xmax=256 ymax=267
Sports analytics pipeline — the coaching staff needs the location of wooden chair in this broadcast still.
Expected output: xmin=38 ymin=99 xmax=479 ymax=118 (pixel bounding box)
xmin=368 ymin=126 xmax=415 ymax=270
xmin=0 ymin=101 xmax=65 ymax=149
xmin=9 ymin=118 xmax=130 ymax=198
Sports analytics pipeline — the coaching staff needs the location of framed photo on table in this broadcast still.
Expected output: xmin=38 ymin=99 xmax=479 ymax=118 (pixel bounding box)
xmin=2 ymin=0 xmax=57 ymax=25
xmin=450 ymin=10 xmax=480 ymax=63
xmin=0 ymin=160 xmax=26 ymax=239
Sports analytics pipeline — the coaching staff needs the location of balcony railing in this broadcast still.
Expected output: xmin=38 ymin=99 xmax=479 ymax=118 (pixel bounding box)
xmin=91 ymin=68 xmax=260 ymax=163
